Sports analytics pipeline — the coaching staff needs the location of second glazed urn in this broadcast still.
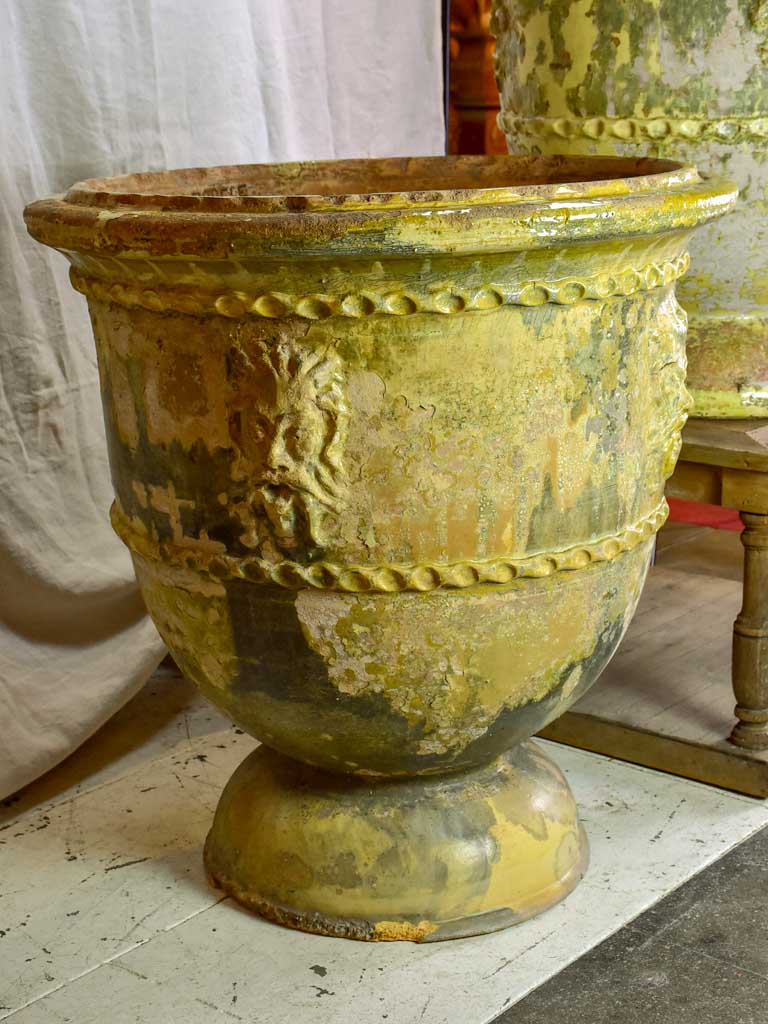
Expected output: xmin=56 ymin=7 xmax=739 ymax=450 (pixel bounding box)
xmin=493 ymin=0 xmax=768 ymax=417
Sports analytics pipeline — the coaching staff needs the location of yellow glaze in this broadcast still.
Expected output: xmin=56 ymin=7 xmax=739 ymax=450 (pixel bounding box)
xmin=25 ymin=154 xmax=736 ymax=939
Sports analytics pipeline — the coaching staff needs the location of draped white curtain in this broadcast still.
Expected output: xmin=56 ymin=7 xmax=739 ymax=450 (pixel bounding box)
xmin=0 ymin=0 xmax=445 ymax=798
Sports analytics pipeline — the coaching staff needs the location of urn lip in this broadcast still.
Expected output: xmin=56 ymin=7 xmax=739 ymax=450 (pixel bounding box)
xmin=48 ymin=154 xmax=699 ymax=212
xmin=24 ymin=153 xmax=738 ymax=259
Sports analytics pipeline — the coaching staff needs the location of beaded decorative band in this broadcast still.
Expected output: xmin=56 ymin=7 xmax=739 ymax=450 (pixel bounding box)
xmin=501 ymin=113 xmax=768 ymax=145
xmin=70 ymin=253 xmax=690 ymax=321
xmin=112 ymin=500 xmax=668 ymax=594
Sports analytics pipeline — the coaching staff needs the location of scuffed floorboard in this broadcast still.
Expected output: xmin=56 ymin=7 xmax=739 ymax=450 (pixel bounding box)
xmin=2 ymin=672 xmax=768 ymax=1024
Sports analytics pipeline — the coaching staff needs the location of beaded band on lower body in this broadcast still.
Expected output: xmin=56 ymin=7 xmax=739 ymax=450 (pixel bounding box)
xmin=111 ymin=499 xmax=668 ymax=594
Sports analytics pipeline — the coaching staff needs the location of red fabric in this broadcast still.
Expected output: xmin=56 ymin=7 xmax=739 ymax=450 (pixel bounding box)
xmin=667 ymin=497 xmax=743 ymax=531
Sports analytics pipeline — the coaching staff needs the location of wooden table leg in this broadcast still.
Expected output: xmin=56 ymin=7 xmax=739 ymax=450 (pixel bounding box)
xmin=731 ymin=511 xmax=768 ymax=750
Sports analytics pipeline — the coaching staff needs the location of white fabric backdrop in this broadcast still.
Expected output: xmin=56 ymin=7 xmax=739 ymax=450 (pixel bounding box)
xmin=0 ymin=0 xmax=445 ymax=798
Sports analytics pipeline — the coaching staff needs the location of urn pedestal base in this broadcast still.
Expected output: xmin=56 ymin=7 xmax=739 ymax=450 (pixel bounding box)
xmin=204 ymin=741 xmax=588 ymax=942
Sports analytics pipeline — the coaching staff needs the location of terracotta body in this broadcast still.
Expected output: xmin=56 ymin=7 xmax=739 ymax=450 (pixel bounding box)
xmin=493 ymin=0 xmax=768 ymax=418
xmin=25 ymin=156 xmax=735 ymax=940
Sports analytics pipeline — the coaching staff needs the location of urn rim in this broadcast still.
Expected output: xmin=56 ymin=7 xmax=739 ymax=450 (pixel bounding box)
xmin=24 ymin=153 xmax=737 ymax=259
xmin=48 ymin=154 xmax=700 ymax=212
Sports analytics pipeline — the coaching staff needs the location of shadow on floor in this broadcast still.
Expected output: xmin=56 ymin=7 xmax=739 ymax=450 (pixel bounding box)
xmin=0 ymin=660 xmax=218 ymax=822
xmin=496 ymin=823 xmax=768 ymax=1024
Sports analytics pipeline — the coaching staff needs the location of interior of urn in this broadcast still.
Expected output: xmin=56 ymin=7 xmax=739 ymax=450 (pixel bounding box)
xmin=69 ymin=154 xmax=686 ymax=203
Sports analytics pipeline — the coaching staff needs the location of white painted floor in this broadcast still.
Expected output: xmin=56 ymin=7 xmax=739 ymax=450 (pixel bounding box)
xmin=2 ymin=668 xmax=767 ymax=1024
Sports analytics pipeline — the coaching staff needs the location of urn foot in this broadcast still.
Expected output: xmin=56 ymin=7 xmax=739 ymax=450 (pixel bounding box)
xmin=204 ymin=740 xmax=588 ymax=942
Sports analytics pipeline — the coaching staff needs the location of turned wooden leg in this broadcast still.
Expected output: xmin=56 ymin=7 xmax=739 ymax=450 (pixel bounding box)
xmin=731 ymin=512 xmax=768 ymax=750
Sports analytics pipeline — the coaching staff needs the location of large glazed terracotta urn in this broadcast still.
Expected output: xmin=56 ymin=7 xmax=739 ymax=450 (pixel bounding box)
xmin=493 ymin=0 xmax=767 ymax=418
xmin=25 ymin=156 xmax=735 ymax=941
